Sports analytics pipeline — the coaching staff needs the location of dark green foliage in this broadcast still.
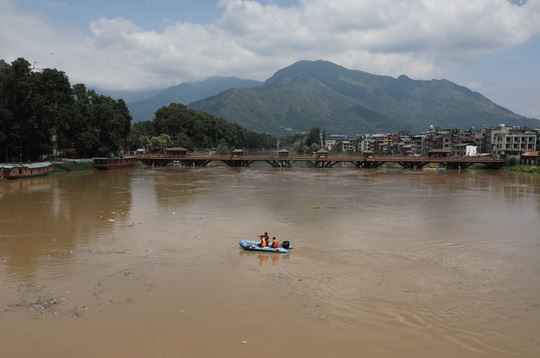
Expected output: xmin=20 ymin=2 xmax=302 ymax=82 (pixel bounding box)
xmin=52 ymin=161 xmax=93 ymax=173
xmin=305 ymin=127 xmax=321 ymax=147
xmin=281 ymin=127 xmax=321 ymax=153
xmin=504 ymin=165 xmax=540 ymax=174
xmin=131 ymin=103 xmax=275 ymax=151
xmin=0 ymin=58 xmax=132 ymax=160
xmin=191 ymin=60 xmax=540 ymax=134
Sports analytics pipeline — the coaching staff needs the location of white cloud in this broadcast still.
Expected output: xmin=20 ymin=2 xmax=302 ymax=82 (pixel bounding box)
xmin=0 ymin=0 xmax=539 ymax=90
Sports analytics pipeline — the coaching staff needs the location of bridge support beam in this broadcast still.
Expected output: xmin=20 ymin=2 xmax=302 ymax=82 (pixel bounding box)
xmin=178 ymin=160 xmax=211 ymax=167
xmin=266 ymin=160 xmax=292 ymax=168
xmin=222 ymin=160 xmax=254 ymax=167
xmin=312 ymin=160 xmax=339 ymax=168
xmin=363 ymin=161 xmax=383 ymax=168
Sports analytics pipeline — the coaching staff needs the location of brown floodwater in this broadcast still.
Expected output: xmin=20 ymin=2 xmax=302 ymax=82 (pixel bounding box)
xmin=0 ymin=165 xmax=539 ymax=357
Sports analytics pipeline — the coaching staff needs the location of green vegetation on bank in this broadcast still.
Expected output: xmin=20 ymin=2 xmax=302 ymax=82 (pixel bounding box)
xmin=52 ymin=161 xmax=94 ymax=174
xmin=0 ymin=58 xmax=131 ymax=161
xmin=128 ymin=103 xmax=275 ymax=152
xmin=503 ymin=165 xmax=540 ymax=174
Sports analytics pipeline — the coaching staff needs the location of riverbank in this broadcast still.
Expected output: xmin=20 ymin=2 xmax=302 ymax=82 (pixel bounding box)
xmin=52 ymin=160 xmax=94 ymax=175
xmin=504 ymin=165 xmax=540 ymax=174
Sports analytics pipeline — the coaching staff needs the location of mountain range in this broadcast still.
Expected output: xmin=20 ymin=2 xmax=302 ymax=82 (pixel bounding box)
xmin=126 ymin=60 xmax=539 ymax=135
xmin=128 ymin=76 xmax=262 ymax=122
xmin=190 ymin=61 xmax=539 ymax=134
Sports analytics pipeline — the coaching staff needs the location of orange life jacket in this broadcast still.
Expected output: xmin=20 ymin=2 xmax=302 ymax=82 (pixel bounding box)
xmin=272 ymin=239 xmax=279 ymax=248
xmin=261 ymin=238 xmax=267 ymax=247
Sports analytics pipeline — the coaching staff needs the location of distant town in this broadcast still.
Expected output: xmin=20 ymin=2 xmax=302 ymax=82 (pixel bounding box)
xmin=318 ymin=125 xmax=539 ymax=166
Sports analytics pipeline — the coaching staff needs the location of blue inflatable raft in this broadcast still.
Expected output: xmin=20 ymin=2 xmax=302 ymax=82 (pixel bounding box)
xmin=239 ymin=240 xmax=290 ymax=253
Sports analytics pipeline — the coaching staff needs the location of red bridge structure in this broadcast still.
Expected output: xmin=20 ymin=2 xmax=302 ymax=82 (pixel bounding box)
xmin=135 ymin=148 xmax=505 ymax=169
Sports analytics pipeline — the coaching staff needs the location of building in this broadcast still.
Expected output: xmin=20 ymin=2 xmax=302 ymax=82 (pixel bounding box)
xmin=490 ymin=126 xmax=537 ymax=156
xmin=325 ymin=134 xmax=348 ymax=151
xmin=339 ymin=140 xmax=355 ymax=152
xmin=410 ymin=135 xmax=424 ymax=155
xmin=452 ymin=143 xmax=468 ymax=156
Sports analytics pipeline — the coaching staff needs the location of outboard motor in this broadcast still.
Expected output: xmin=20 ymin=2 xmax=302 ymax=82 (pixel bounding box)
xmin=282 ymin=241 xmax=290 ymax=249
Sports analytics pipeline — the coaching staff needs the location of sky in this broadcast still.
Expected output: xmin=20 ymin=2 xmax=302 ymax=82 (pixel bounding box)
xmin=1 ymin=0 xmax=539 ymax=118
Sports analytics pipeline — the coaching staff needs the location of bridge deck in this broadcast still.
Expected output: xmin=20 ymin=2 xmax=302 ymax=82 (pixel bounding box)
xmin=135 ymin=153 xmax=505 ymax=169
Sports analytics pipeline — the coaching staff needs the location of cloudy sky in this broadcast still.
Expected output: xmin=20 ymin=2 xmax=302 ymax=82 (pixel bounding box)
xmin=1 ymin=0 xmax=539 ymax=118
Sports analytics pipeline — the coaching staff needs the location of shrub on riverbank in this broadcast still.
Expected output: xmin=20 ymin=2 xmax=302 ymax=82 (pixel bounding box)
xmin=503 ymin=165 xmax=540 ymax=174
xmin=52 ymin=161 xmax=93 ymax=174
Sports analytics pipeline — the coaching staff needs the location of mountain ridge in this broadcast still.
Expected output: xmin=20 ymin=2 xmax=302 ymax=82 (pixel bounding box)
xmin=128 ymin=76 xmax=262 ymax=122
xmin=189 ymin=60 xmax=539 ymax=134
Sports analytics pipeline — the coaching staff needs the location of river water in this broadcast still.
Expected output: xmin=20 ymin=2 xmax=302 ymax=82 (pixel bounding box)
xmin=0 ymin=166 xmax=539 ymax=357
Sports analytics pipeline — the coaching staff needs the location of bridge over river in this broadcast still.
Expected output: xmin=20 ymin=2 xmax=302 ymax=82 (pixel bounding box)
xmin=135 ymin=152 xmax=505 ymax=169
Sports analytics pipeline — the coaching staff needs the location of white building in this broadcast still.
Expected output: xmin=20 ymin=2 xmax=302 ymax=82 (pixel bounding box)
xmin=491 ymin=126 xmax=537 ymax=156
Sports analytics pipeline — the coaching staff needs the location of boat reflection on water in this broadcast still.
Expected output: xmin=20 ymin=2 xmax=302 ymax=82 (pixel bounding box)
xmin=0 ymin=177 xmax=52 ymax=196
xmin=239 ymin=250 xmax=290 ymax=265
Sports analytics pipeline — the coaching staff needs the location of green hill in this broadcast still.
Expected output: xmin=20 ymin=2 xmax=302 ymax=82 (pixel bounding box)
xmin=128 ymin=76 xmax=262 ymax=122
xmin=190 ymin=60 xmax=539 ymax=134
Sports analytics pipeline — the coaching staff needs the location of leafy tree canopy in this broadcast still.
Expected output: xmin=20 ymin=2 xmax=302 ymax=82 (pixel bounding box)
xmin=129 ymin=103 xmax=275 ymax=151
xmin=0 ymin=57 xmax=132 ymax=161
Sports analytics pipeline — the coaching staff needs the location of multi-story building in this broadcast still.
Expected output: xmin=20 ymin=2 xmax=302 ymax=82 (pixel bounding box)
xmin=339 ymin=140 xmax=355 ymax=152
xmin=376 ymin=133 xmax=400 ymax=154
xmin=410 ymin=135 xmax=424 ymax=155
xmin=325 ymin=134 xmax=348 ymax=151
xmin=452 ymin=143 xmax=468 ymax=156
xmin=490 ymin=126 xmax=537 ymax=156
xmin=359 ymin=134 xmax=384 ymax=153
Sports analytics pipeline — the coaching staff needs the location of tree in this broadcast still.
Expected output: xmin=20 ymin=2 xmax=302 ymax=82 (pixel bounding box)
xmin=145 ymin=103 xmax=274 ymax=151
xmin=0 ymin=58 xmax=55 ymax=160
xmin=305 ymin=127 xmax=321 ymax=147
xmin=149 ymin=134 xmax=173 ymax=152
xmin=0 ymin=58 xmax=133 ymax=160
xmin=308 ymin=143 xmax=320 ymax=153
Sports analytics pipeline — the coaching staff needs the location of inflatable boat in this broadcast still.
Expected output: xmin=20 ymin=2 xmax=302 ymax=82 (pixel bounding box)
xmin=239 ymin=240 xmax=291 ymax=253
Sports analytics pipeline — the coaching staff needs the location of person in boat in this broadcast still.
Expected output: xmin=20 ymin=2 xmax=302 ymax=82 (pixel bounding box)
xmin=272 ymin=237 xmax=279 ymax=249
xmin=260 ymin=234 xmax=268 ymax=248
xmin=259 ymin=232 xmax=269 ymax=247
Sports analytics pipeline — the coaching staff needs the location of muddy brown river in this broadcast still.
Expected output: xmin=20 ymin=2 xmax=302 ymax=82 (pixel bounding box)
xmin=1 ymin=166 xmax=539 ymax=357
